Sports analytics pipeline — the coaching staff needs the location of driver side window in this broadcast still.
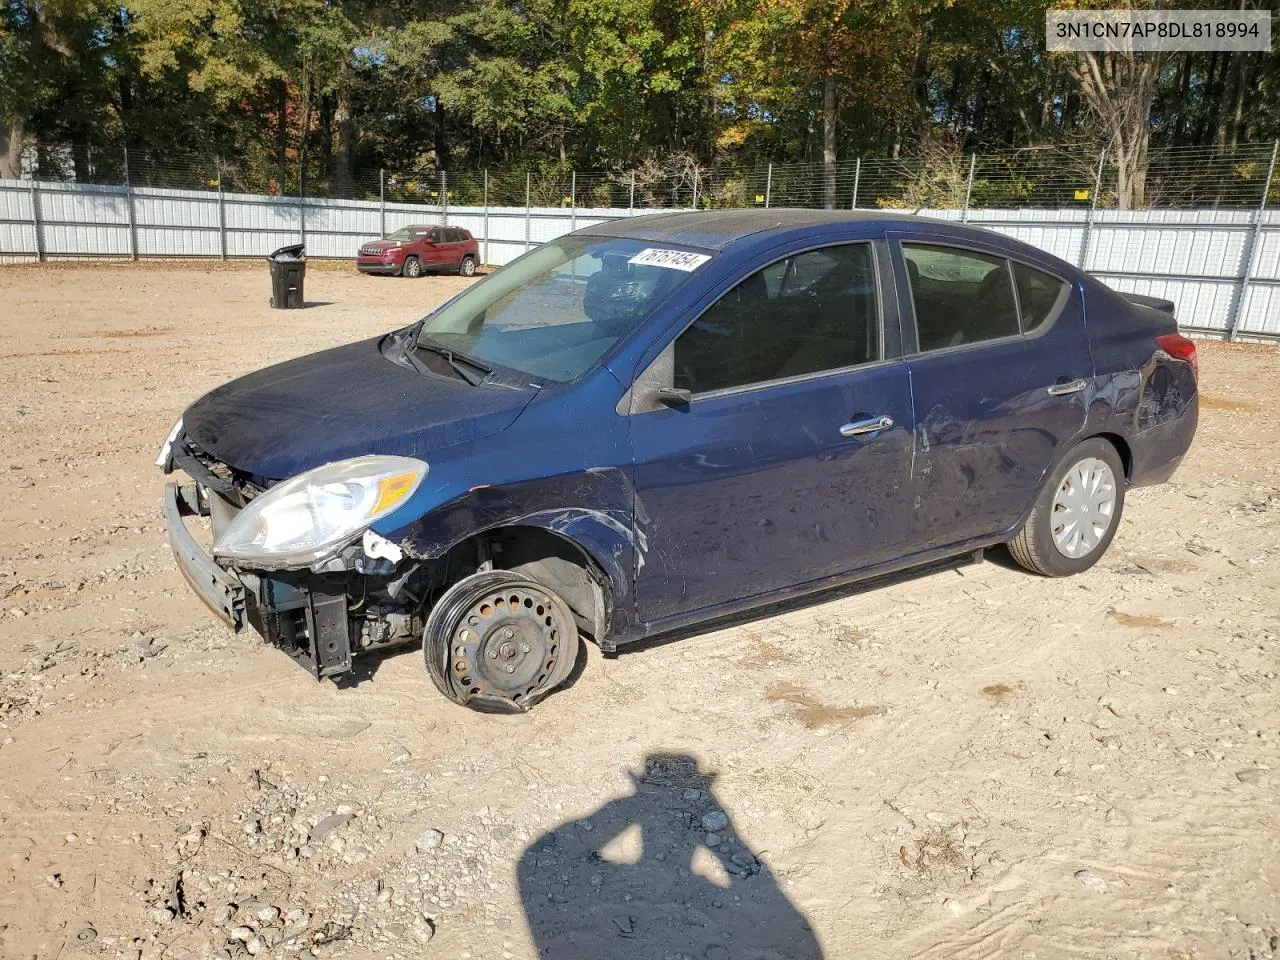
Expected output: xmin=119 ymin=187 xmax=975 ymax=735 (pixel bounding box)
xmin=674 ymin=243 xmax=880 ymax=395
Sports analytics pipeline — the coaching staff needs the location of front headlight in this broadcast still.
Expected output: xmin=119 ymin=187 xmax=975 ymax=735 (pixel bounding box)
xmin=213 ymin=455 xmax=427 ymax=568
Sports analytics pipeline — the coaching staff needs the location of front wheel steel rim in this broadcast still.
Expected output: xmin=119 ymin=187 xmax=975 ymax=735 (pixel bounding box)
xmin=1050 ymin=456 xmax=1117 ymax=559
xmin=447 ymin=584 xmax=571 ymax=706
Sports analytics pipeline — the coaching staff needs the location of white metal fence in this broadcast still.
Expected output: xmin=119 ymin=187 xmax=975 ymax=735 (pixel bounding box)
xmin=3 ymin=177 xmax=1279 ymax=342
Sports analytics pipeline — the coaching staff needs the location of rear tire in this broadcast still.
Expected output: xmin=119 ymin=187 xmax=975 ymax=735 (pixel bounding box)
xmin=1008 ymin=437 xmax=1125 ymax=577
xmin=423 ymin=570 xmax=580 ymax=713
xmin=458 ymin=255 xmax=476 ymax=277
xmin=403 ymin=256 xmax=423 ymax=279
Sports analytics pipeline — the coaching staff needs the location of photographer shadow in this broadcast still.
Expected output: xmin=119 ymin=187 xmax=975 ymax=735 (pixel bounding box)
xmin=517 ymin=752 xmax=823 ymax=960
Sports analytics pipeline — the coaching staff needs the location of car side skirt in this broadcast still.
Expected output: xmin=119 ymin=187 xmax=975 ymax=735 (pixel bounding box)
xmin=624 ymin=536 xmax=998 ymax=648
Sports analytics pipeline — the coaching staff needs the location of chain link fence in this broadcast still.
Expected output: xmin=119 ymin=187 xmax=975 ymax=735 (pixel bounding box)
xmin=19 ymin=140 xmax=1280 ymax=212
xmin=7 ymin=140 xmax=1280 ymax=341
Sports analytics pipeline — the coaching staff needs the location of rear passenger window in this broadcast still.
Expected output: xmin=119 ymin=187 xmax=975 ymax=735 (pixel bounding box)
xmin=1013 ymin=262 xmax=1067 ymax=332
xmin=674 ymin=243 xmax=879 ymax=394
xmin=903 ymin=244 xmax=1019 ymax=351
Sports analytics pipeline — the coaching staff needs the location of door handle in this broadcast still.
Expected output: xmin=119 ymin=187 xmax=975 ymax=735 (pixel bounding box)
xmin=839 ymin=415 xmax=894 ymax=437
xmin=1046 ymin=378 xmax=1087 ymax=396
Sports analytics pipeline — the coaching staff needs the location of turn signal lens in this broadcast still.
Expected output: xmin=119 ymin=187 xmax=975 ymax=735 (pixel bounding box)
xmin=373 ymin=472 xmax=419 ymax=514
xmin=1155 ymin=332 xmax=1198 ymax=378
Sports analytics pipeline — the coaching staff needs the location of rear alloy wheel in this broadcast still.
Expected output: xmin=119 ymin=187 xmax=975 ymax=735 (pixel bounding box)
xmin=424 ymin=570 xmax=580 ymax=713
xmin=403 ymin=256 xmax=423 ymax=278
xmin=459 ymin=255 xmax=477 ymax=277
xmin=1008 ymin=437 xmax=1125 ymax=577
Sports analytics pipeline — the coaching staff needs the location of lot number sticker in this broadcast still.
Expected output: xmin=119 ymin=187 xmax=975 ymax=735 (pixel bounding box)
xmin=628 ymin=248 xmax=711 ymax=271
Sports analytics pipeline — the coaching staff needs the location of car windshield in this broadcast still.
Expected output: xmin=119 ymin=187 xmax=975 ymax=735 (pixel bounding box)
xmin=387 ymin=227 xmax=427 ymax=242
xmin=416 ymin=235 xmax=712 ymax=383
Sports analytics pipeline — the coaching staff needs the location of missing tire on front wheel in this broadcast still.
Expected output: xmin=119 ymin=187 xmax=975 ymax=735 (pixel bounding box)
xmin=424 ymin=571 xmax=580 ymax=712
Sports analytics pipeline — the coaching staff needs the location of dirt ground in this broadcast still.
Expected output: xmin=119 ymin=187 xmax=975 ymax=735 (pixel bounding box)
xmin=1 ymin=261 xmax=1278 ymax=960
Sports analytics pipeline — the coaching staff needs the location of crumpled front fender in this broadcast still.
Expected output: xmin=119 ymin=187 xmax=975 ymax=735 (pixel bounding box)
xmin=389 ymin=468 xmax=641 ymax=648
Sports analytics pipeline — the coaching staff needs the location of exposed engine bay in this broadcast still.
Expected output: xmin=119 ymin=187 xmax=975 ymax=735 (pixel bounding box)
xmin=164 ymin=433 xmax=605 ymax=684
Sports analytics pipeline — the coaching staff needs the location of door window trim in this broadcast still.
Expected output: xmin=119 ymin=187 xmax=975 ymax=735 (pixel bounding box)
xmin=1009 ymin=258 xmax=1073 ymax=337
xmin=889 ymin=234 xmax=1074 ymax=359
xmin=624 ymin=239 xmax=894 ymax=412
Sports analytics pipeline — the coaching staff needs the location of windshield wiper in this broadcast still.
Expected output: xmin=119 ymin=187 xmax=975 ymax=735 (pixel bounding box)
xmin=416 ymin=338 xmax=492 ymax=386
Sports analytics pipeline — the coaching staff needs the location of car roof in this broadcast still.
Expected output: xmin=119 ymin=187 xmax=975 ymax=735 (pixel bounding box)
xmin=582 ymin=209 xmax=1012 ymax=253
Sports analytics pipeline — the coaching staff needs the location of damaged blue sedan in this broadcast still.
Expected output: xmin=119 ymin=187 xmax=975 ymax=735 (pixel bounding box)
xmin=160 ymin=210 xmax=1198 ymax=712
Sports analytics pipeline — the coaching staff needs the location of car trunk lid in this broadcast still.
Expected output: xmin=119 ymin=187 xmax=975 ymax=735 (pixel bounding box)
xmin=1119 ymin=291 xmax=1176 ymax=317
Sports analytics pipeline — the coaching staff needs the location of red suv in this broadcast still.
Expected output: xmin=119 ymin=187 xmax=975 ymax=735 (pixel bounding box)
xmin=357 ymin=226 xmax=480 ymax=278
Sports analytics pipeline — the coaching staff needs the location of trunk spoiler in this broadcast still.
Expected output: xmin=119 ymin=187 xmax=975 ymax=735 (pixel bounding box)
xmin=1120 ymin=291 xmax=1177 ymax=317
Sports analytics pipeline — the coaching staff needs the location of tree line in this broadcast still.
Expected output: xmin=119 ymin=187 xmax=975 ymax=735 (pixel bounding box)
xmin=3 ymin=0 xmax=1278 ymax=208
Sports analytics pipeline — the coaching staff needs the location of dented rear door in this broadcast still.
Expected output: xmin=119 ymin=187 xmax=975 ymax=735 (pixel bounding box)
xmin=889 ymin=233 xmax=1094 ymax=551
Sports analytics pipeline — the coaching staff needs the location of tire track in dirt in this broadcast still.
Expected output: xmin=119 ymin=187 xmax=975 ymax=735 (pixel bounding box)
xmin=2 ymin=266 xmax=1278 ymax=960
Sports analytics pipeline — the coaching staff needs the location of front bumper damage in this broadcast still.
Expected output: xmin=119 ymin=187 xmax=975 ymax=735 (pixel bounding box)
xmin=165 ymin=482 xmax=246 ymax=630
xmin=164 ymin=481 xmax=364 ymax=679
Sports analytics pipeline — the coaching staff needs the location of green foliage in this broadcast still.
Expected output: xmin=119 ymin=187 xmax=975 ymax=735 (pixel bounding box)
xmin=3 ymin=0 xmax=1279 ymax=192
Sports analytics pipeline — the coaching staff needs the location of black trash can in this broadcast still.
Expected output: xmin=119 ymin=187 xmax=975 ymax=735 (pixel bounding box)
xmin=267 ymin=243 xmax=306 ymax=308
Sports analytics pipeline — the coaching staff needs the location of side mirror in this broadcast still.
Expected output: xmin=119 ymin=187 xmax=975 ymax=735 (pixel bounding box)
xmin=654 ymin=386 xmax=692 ymax=407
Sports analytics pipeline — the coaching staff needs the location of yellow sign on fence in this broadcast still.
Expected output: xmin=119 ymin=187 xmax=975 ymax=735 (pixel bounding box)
xmin=1074 ymin=189 xmax=1090 ymax=201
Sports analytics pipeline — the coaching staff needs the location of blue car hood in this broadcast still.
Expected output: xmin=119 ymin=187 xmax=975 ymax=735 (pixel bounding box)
xmin=182 ymin=336 xmax=537 ymax=480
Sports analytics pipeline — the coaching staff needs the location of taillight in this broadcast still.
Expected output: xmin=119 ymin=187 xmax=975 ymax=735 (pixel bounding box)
xmin=1155 ymin=332 xmax=1197 ymax=378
